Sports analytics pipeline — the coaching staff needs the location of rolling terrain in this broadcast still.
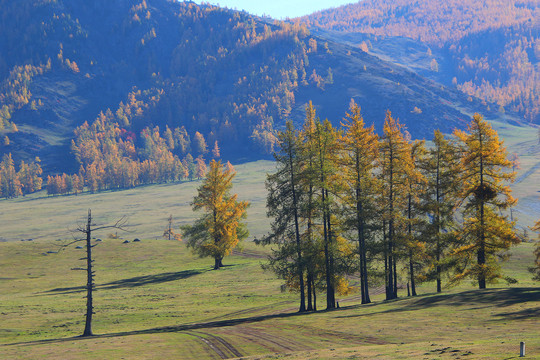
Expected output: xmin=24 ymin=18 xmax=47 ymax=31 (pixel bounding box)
xmin=0 ymin=0 xmax=525 ymax=174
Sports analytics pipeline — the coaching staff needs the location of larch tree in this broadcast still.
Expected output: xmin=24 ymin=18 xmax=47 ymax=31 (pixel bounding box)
xmin=298 ymin=101 xmax=327 ymax=311
xmin=379 ymin=111 xmax=410 ymax=300
xmin=420 ymin=130 xmax=460 ymax=293
xmin=403 ymin=139 xmax=427 ymax=296
xmin=262 ymin=121 xmax=307 ymax=312
xmin=195 ymin=156 xmax=207 ymax=179
xmin=182 ymin=160 xmax=249 ymax=270
xmin=313 ymin=118 xmax=341 ymax=309
xmin=339 ymin=99 xmax=379 ymax=304
xmin=193 ymin=131 xmax=208 ymax=156
xmin=453 ymin=113 xmax=519 ymax=289
xmin=212 ymin=141 xmax=220 ymax=159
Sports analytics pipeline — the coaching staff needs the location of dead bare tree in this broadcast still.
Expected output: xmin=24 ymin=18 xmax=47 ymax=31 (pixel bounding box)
xmin=65 ymin=209 xmax=128 ymax=337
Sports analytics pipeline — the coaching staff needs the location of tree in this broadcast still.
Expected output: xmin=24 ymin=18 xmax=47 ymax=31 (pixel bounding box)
xmin=193 ymin=131 xmax=208 ymax=155
xmin=339 ymin=100 xmax=379 ymax=304
xmin=312 ymin=118 xmax=341 ymax=309
xmin=403 ymin=140 xmax=427 ymax=296
xmin=379 ymin=111 xmax=410 ymax=300
xmin=195 ymin=156 xmax=207 ymax=179
xmin=182 ymin=160 xmax=249 ymax=269
xmin=262 ymin=121 xmax=307 ymax=312
xmin=420 ymin=130 xmax=460 ymax=292
xmin=64 ymin=210 xmax=128 ymax=337
xmin=453 ymin=113 xmax=519 ymax=289
xmin=163 ymin=214 xmax=182 ymax=241
xmin=212 ymin=141 xmax=220 ymax=159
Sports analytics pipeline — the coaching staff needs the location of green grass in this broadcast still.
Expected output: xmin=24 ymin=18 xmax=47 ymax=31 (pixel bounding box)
xmin=0 ymin=157 xmax=539 ymax=359
xmin=0 ymin=160 xmax=273 ymax=243
xmin=0 ymin=238 xmax=538 ymax=359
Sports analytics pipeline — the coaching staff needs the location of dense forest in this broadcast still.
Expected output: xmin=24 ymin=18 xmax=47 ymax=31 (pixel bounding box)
xmin=0 ymin=0 xmax=502 ymax=177
xmin=298 ymin=0 xmax=540 ymax=123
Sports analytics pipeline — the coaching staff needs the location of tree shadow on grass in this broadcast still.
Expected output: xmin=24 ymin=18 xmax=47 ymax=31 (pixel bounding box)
xmin=4 ymin=309 xmax=313 ymax=347
xmin=335 ymin=287 xmax=540 ymax=320
xmin=43 ymin=269 xmax=208 ymax=294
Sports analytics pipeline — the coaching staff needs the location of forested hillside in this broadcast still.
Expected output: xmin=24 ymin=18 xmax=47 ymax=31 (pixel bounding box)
xmin=299 ymin=0 xmax=540 ymax=123
xmin=0 ymin=0 xmax=521 ymax=183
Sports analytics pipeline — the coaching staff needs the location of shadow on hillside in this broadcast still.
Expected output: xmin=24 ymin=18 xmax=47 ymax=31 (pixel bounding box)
xmin=43 ymin=269 xmax=207 ymax=294
xmin=4 ymin=309 xmax=311 ymax=347
xmin=336 ymin=287 xmax=540 ymax=320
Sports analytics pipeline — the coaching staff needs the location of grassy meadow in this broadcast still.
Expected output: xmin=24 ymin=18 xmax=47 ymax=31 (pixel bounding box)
xmin=1 ymin=124 xmax=539 ymax=359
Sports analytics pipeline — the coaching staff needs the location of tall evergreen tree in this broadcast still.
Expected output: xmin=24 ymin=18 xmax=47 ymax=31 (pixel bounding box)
xmin=453 ymin=114 xmax=519 ymax=289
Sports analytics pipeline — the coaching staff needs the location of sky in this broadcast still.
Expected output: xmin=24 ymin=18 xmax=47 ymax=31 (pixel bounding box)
xmin=191 ymin=0 xmax=355 ymax=19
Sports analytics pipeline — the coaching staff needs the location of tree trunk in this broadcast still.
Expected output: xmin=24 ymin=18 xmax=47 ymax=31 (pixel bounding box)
xmin=478 ymin=145 xmax=486 ymax=289
xmin=312 ymin=281 xmax=317 ymax=312
xmin=307 ymin=272 xmax=313 ymax=311
xmin=409 ymin=251 xmax=417 ymax=296
xmin=214 ymin=257 xmax=223 ymax=270
xmin=82 ymin=209 xmax=94 ymax=337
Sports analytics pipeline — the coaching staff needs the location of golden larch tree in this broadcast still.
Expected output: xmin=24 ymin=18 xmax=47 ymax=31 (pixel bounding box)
xmin=453 ymin=113 xmax=519 ymax=289
xmin=182 ymin=160 xmax=249 ymax=269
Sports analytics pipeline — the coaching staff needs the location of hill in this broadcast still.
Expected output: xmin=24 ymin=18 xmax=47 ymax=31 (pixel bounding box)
xmin=0 ymin=0 xmax=518 ymax=175
xmin=298 ymin=0 xmax=540 ymax=124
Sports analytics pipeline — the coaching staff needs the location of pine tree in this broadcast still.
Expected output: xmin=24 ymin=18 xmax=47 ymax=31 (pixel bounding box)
xmin=182 ymin=160 xmax=249 ymax=269
xmin=339 ymin=99 xmax=379 ymax=304
xmin=453 ymin=114 xmax=519 ymax=289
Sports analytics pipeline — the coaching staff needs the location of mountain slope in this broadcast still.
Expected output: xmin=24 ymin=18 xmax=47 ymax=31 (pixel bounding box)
xmin=0 ymin=0 xmax=524 ymax=174
xmin=298 ymin=0 xmax=540 ymax=123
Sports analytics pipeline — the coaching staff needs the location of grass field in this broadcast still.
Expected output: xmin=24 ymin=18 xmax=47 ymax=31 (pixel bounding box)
xmin=0 ymin=132 xmax=539 ymax=359
xmin=0 ymin=236 xmax=538 ymax=359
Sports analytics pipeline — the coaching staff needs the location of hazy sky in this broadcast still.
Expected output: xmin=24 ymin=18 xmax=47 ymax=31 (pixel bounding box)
xmin=191 ymin=0 xmax=355 ymax=19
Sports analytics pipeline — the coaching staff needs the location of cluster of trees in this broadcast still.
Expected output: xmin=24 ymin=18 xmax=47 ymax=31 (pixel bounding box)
xmin=298 ymin=0 xmax=540 ymax=123
xmin=46 ymin=173 xmax=84 ymax=196
xmin=0 ymin=153 xmax=43 ymax=198
xmin=261 ymin=101 xmax=519 ymax=312
xmin=0 ymin=61 xmax=50 ymax=131
xmin=61 ymin=101 xmax=212 ymax=194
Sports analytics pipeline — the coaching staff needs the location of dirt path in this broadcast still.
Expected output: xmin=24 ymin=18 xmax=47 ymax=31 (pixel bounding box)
xmin=185 ymin=331 xmax=243 ymax=359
